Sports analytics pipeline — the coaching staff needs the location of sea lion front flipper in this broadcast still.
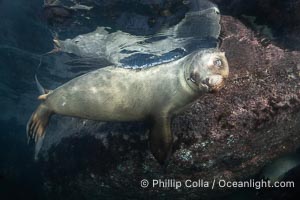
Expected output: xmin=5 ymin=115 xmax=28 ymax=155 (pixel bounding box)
xmin=149 ymin=117 xmax=173 ymax=165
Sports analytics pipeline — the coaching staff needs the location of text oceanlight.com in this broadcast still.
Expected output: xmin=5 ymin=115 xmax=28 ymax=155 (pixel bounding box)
xmin=140 ymin=179 xmax=295 ymax=189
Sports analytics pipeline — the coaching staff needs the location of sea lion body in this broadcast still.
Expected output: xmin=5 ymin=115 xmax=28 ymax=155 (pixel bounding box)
xmin=27 ymin=49 xmax=229 ymax=164
xmin=46 ymin=58 xmax=197 ymax=121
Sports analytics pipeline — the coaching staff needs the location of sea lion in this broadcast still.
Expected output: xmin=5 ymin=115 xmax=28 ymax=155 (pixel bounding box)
xmin=27 ymin=48 xmax=229 ymax=165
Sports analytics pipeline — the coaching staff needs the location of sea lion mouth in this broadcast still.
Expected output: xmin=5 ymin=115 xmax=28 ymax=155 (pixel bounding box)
xmin=201 ymin=75 xmax=225 ymax=93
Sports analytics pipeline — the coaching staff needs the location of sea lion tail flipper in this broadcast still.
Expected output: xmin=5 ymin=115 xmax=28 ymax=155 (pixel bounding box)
xmin=35 ymin=75 xmax=53 ymax=100
xmin=26 ymin=103 xmax=53 ymax=157
xmin=35 ymin=74 xmax=45 ymax=95
xmin=149 ymin=116 xmax=173 ymax=166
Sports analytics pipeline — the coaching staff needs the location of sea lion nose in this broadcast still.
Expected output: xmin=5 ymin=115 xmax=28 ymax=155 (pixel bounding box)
xmin=203 ymin=75 xmax=224 ymax=92
xmin=201 ymin=78 xmax=210 ymax=86
xmin=208 ymin=75 xmax=223 ymax=86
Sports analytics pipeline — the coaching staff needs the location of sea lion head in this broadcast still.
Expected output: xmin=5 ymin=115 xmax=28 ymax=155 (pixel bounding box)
xmin=186 ymin=49 xmax=229 ymax=93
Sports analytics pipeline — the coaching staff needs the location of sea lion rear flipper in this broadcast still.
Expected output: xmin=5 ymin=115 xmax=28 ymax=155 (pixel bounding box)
xmin=149 ymin=117 xmax=173 ymax=166
xmin=26 ymin=103 xmax=53 ymax=158
xmin=35 ymin=75 xmax=53 ymax=100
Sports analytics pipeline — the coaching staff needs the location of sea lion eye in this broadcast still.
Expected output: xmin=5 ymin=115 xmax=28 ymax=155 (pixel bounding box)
xmin=214 ymin=59 xmax=222 ymax=67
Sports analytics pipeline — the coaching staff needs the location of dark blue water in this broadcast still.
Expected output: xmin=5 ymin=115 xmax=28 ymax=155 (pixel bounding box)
xmin=0 ymin=1 xmax=53 ymax=199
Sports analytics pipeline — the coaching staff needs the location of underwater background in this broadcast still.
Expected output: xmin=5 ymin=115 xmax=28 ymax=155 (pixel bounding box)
xmin=0 ymin=0 xmax=300 ymax=199
xmin=0 ymin=0 xmax=49 ymax=199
